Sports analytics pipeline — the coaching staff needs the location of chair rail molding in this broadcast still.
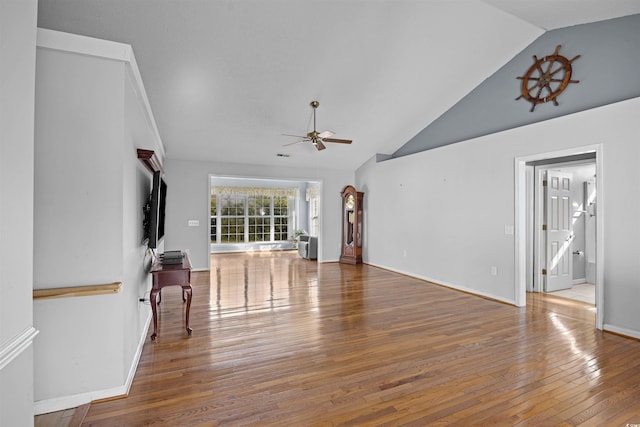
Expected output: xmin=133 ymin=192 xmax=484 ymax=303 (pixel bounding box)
xmin=0 ymin=327 xmax=39 ymax=371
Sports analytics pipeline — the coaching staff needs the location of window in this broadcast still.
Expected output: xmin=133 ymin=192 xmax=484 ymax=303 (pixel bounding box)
xmin=273 ymin=196 xmax=289 ymax=241
xmin=306 ymin=186 xmax=320 ymax=237
xmin=210 ymin=195 xmax=217 ymax=243
xmin=211 ymin=189 xmax=293 ymax=244
xmin=219 ymin=194 xmax=245 ymax=243
xmin=248 ymin=195 xmax=271 ymax=242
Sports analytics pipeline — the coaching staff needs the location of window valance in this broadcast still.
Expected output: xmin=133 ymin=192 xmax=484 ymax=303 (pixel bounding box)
xmin=212 ymin=186 xmax=299 ymax=198
xmin=306 ymin=186 xmax=319 ymax=201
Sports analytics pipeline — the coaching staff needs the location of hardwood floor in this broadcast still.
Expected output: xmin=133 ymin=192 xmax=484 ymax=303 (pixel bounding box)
xmin=71 ymin=251 xmax=640 ymax=425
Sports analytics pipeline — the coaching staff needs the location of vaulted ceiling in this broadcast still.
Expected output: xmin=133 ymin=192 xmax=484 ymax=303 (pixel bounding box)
xmin=37 ymin=1 xmax=640 ymax=170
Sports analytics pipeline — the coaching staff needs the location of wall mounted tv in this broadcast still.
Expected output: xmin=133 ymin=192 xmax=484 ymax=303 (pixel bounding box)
xmin=144 ymin=171 xmax=167 ymax=249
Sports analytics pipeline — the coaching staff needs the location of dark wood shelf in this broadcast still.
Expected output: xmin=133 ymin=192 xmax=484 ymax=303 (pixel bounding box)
xmin=137 ymin=149 xmax=164 ymax=174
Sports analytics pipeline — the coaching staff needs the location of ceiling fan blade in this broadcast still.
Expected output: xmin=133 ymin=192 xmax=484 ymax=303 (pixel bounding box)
xmin=314 ymin=140 xmax=326 ymax=151
xmin=282 ymin=133 xmax=306 ymax=138
xmin=318 ymin=130 xmax=335 ymax=138
xmin=323 ymin=138 xmax=352 ymax=144
xmin=283 ymin=139 xmax=306 ymax=147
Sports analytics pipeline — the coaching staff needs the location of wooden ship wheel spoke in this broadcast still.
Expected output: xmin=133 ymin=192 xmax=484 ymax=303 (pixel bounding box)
xmin=516 ymin=45 xmax=580 ymax=112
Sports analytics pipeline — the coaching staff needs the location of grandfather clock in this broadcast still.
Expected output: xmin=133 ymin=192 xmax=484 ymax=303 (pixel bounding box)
xmin=340 ymin=185 xmax=364 ymax=264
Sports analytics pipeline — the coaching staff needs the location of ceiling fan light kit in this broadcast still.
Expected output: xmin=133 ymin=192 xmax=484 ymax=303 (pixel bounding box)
xmin=282 ymin=101 xmax=353 ymax=151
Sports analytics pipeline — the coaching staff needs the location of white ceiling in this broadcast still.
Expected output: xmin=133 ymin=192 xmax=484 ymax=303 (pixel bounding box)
xmin=37 ymin=1 xmax=640 ymax=171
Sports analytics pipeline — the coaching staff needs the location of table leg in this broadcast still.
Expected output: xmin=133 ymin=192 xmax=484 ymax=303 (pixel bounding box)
xmin=150 ymin=289 xmax=159 ymax=341
xmin=183 ymin=284 xmax=193 ymax=335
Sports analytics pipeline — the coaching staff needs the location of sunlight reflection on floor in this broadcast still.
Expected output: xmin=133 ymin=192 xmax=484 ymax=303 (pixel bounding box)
xmin=209 ymin=251 xmax=319 ymax=316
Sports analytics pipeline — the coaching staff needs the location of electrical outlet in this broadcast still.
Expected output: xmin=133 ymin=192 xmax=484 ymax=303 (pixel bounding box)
xmin=188 ymin=220 xmax=199 ymax=227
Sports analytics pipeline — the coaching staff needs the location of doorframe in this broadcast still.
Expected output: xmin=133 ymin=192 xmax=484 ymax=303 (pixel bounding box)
xmin=515 ymin=144 xmax=604 ymax=329
xmin=532 ymin=160 xmax=595 ymax=294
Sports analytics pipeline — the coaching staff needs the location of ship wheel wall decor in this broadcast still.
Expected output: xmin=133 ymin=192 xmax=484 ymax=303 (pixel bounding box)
xmin=516 ymin=45 xmax=580 ymax=112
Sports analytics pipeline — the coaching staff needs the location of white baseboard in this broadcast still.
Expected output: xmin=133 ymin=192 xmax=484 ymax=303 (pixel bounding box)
xmin=366 ymin=262 xmax=517 ymax=306
xmin=369 ymin=262 xmax=640 ymax=340
xmin=34 ymin=312 xmax=152 ymax=415
xmin=603 ymin=323 xmax=640 ymax=340
xmin=34 ymin=385 xmax=125 ymax=415
xmin=124 ymin=310 xmax=152 ymax=395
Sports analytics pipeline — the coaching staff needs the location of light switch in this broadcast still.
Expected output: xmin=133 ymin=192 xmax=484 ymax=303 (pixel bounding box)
xmin=188 ymin=220 xmax=200 ymax=227
xmin=504 ymin=225 xmax=514 ymax=235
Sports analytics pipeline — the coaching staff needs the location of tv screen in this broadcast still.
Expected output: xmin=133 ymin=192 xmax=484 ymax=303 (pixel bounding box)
xmin=148 ymin=171 xmax=167 ymax=249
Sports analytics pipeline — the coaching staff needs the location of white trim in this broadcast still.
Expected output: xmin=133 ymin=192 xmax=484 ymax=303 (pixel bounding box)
xmin=514 ymin=144 xmax=604 ymax=329
xmin=0 ymin=327 xmax=39 ymax=371
xmin=36 ymin=28 xmax=131 ymax=62
xmin=124 ymin=55 xmax=166 ymax=159
xmin=34 ymin=384 xmax=124 ymax=416
xmin=34 ymin=312 xmax=152 ymax=415
xmin=603 ymin=324 xmax=640 ymax=340
xmin=36 ymin=28 xmax=165 ymax=159
xmin=515 ymin=160 xmax=528 ymax=306
xmin=124 ymin=311 xmax=152 ymax=396
xmin=367 ymin=262 xmax=516 ymax=306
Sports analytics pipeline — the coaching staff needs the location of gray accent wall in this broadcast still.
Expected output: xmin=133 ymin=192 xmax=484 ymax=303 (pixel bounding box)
xmin=392 ymin=14 xmax=640 ymax=158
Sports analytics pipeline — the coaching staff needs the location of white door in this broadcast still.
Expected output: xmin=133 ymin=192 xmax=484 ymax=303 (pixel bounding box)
xmin=584 ymin=178 xmax=597 ymax=284
xmin=545 ymin=171 xmax=574 ymax=292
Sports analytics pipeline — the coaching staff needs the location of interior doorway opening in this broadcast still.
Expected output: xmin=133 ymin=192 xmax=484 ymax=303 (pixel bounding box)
xmin=208 ymin=175 xmax=322 ymax=256
xmin=515 ymin=145 xmax=603 ymax=329
xmin=528 ymin=154 xmax=596 ymax=305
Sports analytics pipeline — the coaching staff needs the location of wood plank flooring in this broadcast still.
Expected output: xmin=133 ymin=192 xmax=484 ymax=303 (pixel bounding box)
xmin=76 ymin=251 xmax=640 ymax=426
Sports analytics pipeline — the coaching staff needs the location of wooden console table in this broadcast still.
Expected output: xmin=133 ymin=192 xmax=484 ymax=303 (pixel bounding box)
xmin=150 ymin=252 xmax=193 ymax=340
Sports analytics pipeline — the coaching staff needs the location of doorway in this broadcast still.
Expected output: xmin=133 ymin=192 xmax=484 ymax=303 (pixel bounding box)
xmin=531 ymin=158 xmax=596 ymax=304
xmin=515 ymin=145 xmax=603 ymax=329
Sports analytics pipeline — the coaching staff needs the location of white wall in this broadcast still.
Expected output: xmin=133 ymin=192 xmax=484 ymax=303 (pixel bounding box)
xmin=32 ymin=30 xmax=162 ymax=413
xmin=357 ymin=97 xmax=640 ymax=336
xmin=165 ymin=159 xmax=353 ymax=269
xmin=122 ymin=73 xmax=157 ymax=384
xmin=34 ymin=49 xmax=125 ymax=287
xmin=33 ymin=45 xmax=126 ymax=405
xmin=0 ymin=1 xmax=38 ymax=425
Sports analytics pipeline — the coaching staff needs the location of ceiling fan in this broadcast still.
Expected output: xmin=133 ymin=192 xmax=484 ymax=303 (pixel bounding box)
xmin=283 ymin=101 xmax=352 ymax=151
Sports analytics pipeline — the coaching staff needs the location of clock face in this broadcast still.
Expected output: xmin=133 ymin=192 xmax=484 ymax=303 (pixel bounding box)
xmin=345 ymin=194 xmax=355 ymax=209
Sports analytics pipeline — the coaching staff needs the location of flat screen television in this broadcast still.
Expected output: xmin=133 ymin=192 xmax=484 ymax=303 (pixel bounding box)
xmin=145 ymin=171 xmax=167 ymax=249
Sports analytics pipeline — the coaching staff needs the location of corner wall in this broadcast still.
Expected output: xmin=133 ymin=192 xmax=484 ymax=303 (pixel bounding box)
xmin=32 ymin=29 xmax=162 ymax=413
xmin=0 ymin=1 xmax=38 ymax=425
